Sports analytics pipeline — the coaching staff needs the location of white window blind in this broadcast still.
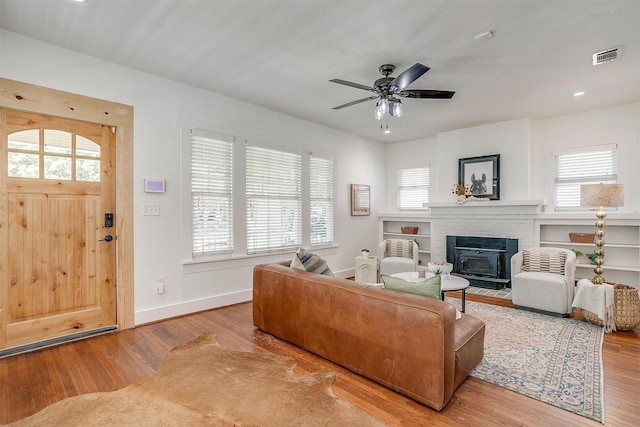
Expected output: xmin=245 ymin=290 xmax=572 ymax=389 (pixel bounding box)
xmin=310 ymin=155 xmax=334 ymax=246
xmin=190 ymin=130 xmax=234 ymax=257
xmin=554 ymin=149 xmax=617 ymax=208
xmin=397 ymin=167 xmax=430 ymax=210
xmin=246 ymin=145 xmax=301 ymax=254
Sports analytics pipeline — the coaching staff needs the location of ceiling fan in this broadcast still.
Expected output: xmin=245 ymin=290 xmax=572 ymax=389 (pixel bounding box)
xmin=330 ymin=63 xmax=455 ymax=119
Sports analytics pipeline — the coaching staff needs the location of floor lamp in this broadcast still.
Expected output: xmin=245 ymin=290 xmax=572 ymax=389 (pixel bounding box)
xmin=580 ymin=183 xmax=624 ymax=284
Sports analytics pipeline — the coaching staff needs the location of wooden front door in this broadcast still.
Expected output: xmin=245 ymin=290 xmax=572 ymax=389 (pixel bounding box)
xmin=0 ymin=109 xmax=117 ymax=352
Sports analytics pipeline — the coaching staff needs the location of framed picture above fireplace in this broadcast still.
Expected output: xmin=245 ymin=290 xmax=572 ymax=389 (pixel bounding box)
xmin=458 ymin=154 xmax=500 ymax=200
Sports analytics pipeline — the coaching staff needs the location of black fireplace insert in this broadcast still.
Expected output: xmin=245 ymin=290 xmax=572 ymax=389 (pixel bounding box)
xmin=446 ymin=235 xmax=518 ymax=289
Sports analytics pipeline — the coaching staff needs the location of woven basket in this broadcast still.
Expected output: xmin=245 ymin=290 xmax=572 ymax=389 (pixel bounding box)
xmin=569 ymin=232 xmax=595 ymax=243
xmin=582 ymin=283 xmax=640 ymax=331
xmin=401 ymin=226 xmax=418 ymax=234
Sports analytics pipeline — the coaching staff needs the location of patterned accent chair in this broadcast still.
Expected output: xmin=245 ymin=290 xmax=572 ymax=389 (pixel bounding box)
xmin=378 ymin=239 xmax=419 ymax=277
xmin=510 ymin=247 xmax=576 ymax=316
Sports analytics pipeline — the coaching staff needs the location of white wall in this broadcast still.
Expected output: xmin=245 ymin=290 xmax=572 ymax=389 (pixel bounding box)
xmin=0 ymin=30 xmax=386 ymax=324
xmin=386 ymin=105 xmax=640 ymax=212
xmin=531 ymin=102 xmax=640 ymax=211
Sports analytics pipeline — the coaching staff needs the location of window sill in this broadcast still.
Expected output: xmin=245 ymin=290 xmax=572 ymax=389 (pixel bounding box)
xmin=182 ymin=244 xmax=339 ymax=273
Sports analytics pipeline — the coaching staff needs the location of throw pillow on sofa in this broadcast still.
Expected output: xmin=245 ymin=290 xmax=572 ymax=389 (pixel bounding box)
xmin=291 ymin=248 xmax=334 ymax=276
xmin=380 ymin=274 xmax=441 ymax=300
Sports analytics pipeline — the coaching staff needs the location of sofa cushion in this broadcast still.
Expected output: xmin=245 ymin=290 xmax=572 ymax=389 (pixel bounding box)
xmin=291 ymin=248 xmax=334 ymax=276
xmin=522 ymin=250 xmax=566 ymax=275
xmin=380 ymin=274 xmax=441 ymax=300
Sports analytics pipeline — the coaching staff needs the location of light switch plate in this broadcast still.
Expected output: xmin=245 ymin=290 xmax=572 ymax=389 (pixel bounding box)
xmin=143 ymin=204 xmax=160 ymax=216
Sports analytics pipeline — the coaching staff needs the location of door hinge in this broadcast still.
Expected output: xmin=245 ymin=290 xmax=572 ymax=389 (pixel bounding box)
xmin=111 ymin=126 xmax=116 ymax=134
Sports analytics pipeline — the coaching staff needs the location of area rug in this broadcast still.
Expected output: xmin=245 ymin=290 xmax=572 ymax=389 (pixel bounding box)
xmin=7 ymin=333 xmax=384 ymax=426
xmin=457 ymin=300 xmax=605 ymax=423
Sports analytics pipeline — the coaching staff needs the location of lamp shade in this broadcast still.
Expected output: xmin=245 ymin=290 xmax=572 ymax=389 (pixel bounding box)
xmin=580 ymin=183 xmax=624 ymax=207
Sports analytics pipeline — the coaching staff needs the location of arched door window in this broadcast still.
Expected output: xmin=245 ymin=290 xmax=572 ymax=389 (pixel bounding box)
xmin=8 ymin=128 xmax=101 ymax=182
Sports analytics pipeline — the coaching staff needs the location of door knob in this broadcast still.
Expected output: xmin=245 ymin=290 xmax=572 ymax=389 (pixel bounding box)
xmin=99 ymin=235 xmax=113 ymax=242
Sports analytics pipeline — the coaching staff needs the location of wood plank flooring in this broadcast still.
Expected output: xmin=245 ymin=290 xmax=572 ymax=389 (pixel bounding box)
xmin=1 ymin=294 xmax=639 ymax=426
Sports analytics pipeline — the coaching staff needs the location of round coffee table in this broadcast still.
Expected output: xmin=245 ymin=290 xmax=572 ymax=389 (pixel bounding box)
xmin=390 ymin=272 xmax=470 ymax=312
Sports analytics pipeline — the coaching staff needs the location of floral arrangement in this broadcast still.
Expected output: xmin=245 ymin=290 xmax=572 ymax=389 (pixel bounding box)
xmin=427 ymin=260 xmax=453 ymax=276
xmin=451 ymin=184 xmax=468 ymax=196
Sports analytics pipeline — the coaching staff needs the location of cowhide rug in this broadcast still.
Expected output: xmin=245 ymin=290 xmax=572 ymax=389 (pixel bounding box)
xmin=8 ymin=333 xmax=384 ymax=426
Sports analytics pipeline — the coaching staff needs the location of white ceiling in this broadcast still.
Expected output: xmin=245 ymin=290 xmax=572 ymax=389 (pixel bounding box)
xmin=1 ymin=0 xmax=639 ymax=143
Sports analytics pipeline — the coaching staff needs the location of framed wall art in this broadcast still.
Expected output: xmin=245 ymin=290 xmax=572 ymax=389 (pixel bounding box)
xmin=350 ymin=184 xmax=370 ymax=216
xmin=458 ymin=154 xmax=500 ymax=200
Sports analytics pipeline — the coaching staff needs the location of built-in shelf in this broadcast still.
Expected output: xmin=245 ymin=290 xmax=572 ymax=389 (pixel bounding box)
xmin=541 ymin=241 xmax=640 ymax=249
xmin=537 ymin=215 xmax=640 ymax=288
xmin=379 ymin=215 xmax=432 ymax=267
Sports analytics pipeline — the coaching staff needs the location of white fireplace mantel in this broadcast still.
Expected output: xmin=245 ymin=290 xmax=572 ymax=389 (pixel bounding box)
xmin=426 ymin=200 xmax=544 ymax=219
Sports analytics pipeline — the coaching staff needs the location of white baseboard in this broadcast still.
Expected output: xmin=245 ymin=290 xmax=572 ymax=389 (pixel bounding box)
xmin=134 ymin=289 xmax=253 ymax=326
xmin=134 ymin=267 xmax=355 ymax=326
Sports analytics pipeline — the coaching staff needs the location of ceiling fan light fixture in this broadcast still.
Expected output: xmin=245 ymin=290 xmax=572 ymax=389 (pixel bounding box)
xmin=390 ymin=99 xmax=403 ymax=117
xmin=374 ymin=98 xmax=389 ymax=120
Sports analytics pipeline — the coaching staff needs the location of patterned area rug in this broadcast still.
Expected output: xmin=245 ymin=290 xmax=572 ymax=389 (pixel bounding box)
xmin=452 ymin=300 xmax=604 ymax=423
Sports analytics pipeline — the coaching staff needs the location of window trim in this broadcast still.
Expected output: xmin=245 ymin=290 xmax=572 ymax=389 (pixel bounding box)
xmin=397 ymin=166 xmax=430 ymax=210
xmin=553 ymin=144 xmax=618 ymax=211
xmin=181 ymin=128 xmax=337 ymax=266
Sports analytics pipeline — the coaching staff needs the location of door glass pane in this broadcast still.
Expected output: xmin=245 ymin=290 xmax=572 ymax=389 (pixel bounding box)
xmin=44 ymin=156 xmax=72 ymax=180
xmin=76 ymin=158 xmax=101 ymax=181
xmin=8 ymin=152 xmax=39 ymax=178
xmin=76 ymin=135 xmax=101 ymax=157
xmin=8 ymin=129 xmax=39 ymax=151
xmin=44 ymin=129 xmax=72 ymax=154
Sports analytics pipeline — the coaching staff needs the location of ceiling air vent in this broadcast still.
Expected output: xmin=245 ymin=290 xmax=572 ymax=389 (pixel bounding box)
xmin=592 ymin=46 xmax=622 ymax=65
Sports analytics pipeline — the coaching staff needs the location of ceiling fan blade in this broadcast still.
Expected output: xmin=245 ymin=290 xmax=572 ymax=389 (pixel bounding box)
xmin=332 ymin=96 xmax=379 ymax=110
xmin=399 ymin=89 xmax=455 ymax=99
xmin=389 ymin=63 xmax=430 ymax=91
xmin=329 ymin=79 xmax=374 ymax=92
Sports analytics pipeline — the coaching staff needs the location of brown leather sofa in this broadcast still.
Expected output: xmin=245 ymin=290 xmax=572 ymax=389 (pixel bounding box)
xmin=253 ymin=262 xmax=485 ymax=411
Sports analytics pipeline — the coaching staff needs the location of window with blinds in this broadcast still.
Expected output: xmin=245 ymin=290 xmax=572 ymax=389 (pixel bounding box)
xmin=310 ymin=155 xmax=334 ymax=246
xmin=246 ymin=145 xmax=302 ymax=254
xmin=554 ymin=147 xmax=617 ymax=209
xmin=190 ymin=130 xmax=234 ymax=257
xmin=397 ymin=167 xmax=430 ymax=210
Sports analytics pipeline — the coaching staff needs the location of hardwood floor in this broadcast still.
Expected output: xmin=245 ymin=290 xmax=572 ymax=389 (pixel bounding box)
xmin=1 ymin=294 xmax=639 ymax=426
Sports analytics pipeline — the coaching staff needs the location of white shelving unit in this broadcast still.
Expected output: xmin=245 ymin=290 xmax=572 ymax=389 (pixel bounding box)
xmin=536 ymin=214 xmax=640 ymax=288
xmin=379 ymin=214 xmax=431 ymax=271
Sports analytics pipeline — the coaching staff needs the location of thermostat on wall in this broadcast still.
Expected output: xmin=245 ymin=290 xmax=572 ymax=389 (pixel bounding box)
xmin=144 ymin=179 xmax=166 ymax=193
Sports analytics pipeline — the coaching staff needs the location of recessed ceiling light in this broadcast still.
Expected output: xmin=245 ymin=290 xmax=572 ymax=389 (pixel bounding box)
xmin=574 ymin=91 xmax=585 ymax=97
xmin=474 ymin=30 xmax=494 ymax=41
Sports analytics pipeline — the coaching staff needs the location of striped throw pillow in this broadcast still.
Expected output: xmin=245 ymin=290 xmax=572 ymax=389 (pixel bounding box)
xmin=291 ymin=248 xmax=334 ymax=276
xmin=386 ymin=240 xmax=414 ymax=258
xmin=522 ymin=250 xmax=566 ymax=275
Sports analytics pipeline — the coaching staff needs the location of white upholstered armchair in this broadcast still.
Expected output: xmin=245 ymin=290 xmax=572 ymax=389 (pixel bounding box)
xmin=378 ymin=239 xmax=419 ymax=277
xmin=510 ymin=247 xmax=576 ymax=316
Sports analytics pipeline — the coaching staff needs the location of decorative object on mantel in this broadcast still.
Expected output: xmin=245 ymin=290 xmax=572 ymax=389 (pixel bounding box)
xmin=580 ymin=183 xmax=624 ymax=284
xmin=451 ymin=183 xmax=483 ymax=204
xmin=458 ymin=154 xmax=500 ymax=201
xmin=400 ymin=226 xmax=418 ymax=234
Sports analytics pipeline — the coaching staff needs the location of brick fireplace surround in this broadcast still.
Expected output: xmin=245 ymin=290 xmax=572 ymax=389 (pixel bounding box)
xmin=428 ymin=200 xmax=544 ymax=262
